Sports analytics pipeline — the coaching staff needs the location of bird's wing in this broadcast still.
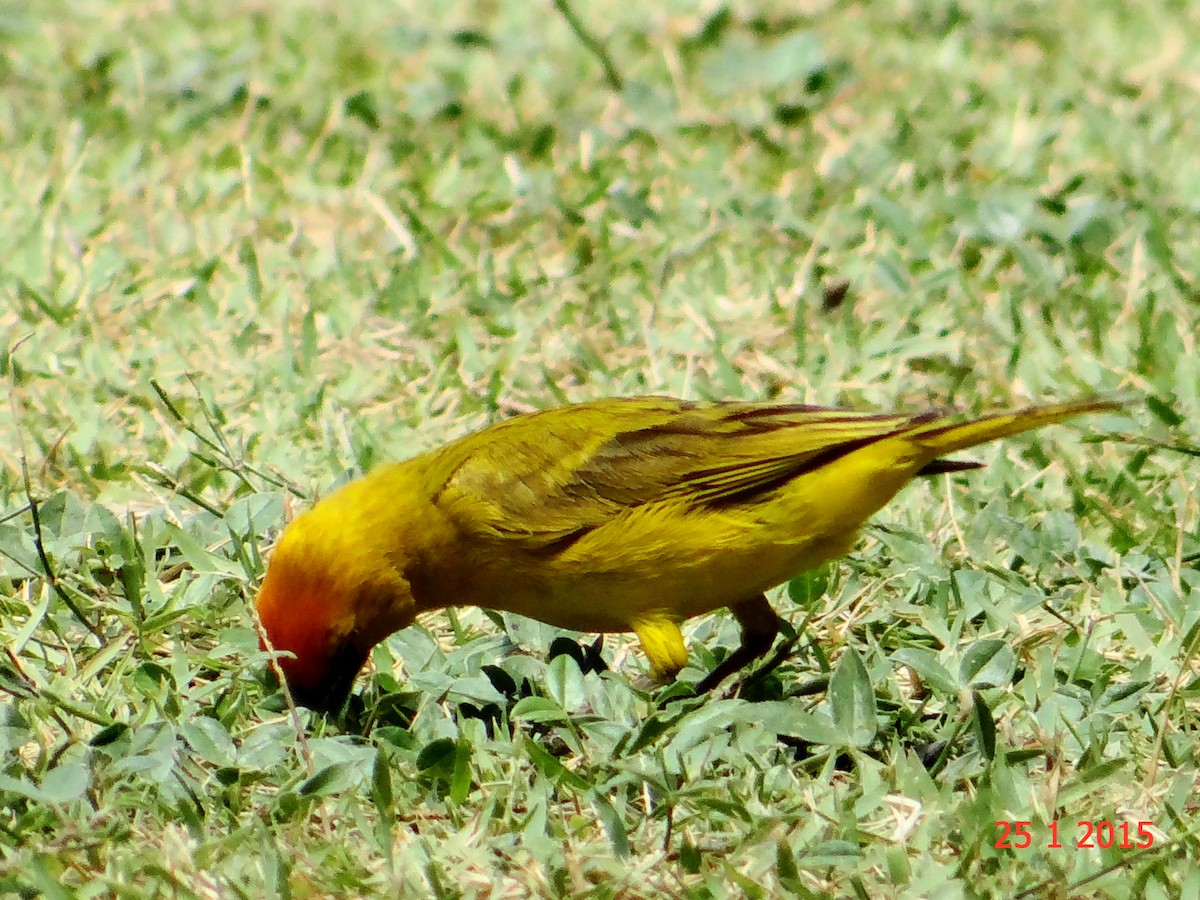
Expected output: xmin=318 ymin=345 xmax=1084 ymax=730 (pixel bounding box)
xmin=433 ymin=398 xmax=933 ymax=549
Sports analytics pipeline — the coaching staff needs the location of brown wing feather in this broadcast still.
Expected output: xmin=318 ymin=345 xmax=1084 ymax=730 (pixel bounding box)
xmin=434 ymin=398 xmax=937 ymax=548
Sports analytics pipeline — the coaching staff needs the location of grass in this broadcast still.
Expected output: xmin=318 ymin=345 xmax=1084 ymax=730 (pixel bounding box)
xmin=1 ymin=0 xmax=1197 ymax=895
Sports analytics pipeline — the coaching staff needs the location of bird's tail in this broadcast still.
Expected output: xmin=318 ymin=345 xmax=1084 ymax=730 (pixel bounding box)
xmin=909 ymin=397 xmax=1123 ymax=462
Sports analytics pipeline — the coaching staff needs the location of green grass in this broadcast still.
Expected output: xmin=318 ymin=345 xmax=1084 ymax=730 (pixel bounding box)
xmin=2 ymin=0 xmax=1197 ymax=895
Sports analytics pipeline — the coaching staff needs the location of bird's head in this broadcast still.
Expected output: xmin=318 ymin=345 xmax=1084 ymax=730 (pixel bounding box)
xmin=255 ymin=480 xmax=419 ymax=713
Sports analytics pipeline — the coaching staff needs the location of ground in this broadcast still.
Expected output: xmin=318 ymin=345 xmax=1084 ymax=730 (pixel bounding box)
xmin=1 ymin=1 xmax=1197 ymax=896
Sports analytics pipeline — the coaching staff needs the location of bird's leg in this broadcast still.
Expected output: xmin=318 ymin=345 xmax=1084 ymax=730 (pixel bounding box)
xmin=696 ymin=594 xmax=780 ymax=693
xmin=632 ymin=615 xmax=688 ymax=685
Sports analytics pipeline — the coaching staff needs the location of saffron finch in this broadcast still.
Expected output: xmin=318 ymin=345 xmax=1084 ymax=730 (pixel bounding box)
xmin=255 ymin=396 xmax=1118 ymax=712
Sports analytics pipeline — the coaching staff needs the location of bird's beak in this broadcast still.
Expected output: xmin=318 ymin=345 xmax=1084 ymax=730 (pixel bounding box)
xmin=285 ymin=640 xmax=369 ymax=715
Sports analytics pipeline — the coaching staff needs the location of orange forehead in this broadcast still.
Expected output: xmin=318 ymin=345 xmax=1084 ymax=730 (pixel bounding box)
xmin=255 ymin=555 xmax=343 ymax=692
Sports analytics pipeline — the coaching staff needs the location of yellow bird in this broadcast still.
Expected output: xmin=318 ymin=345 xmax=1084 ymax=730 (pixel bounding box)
xmin=255 ymin=396 xmax=1118 ymax=712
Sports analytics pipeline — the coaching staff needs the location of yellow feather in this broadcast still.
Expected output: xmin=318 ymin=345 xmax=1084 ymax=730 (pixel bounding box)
xmin=255 ymin=395 xmax=1122 ymax=710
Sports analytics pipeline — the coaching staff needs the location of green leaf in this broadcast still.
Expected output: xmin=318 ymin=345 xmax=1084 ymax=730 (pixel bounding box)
xmin=450 ymin=739 xmax=473 ymax=804
xmin=729 ymin=701 xmax=843 ymax=745
xmin=89 ymin=723 xmax=130 ymax=747
xmin=590 ymin=789 xmax=630 ymax=858
xmin=0 ymin=773 xmax=49 ymax=803
xmin=164 ymin=524 xmax=242 ymax=578
xmin=680 ymin=839 xmax=702 ymax=873
xmin=776 ymin=839 xmax=801 ymax=885
xmin=524 ymin=737 xmax=591 ymax=791
xmin=133 ymin=662 xmax=175 ymax=696
xmin=829 ymin=647 xmax=876 ymax=747
xmin=971 ymin=691 xmax=996 ymax=761
xmin=371 ymin=751 xmax=394 ymax=811
xmin=511 ymin=696 xmax=571 ymax=725
xmin=238 ymin=238 xmax=263 ymax=305
xmin=39 ymin=763 xmax=90 ymax=803
xmin=181 ymin=717 xmax=237 ymax=766
xmin=797 ymin=840 xmax=864 ymax=867
xmin=959 ymin=640 xmax=1015 ymax=689
xmin=701 ymin=32 xmax=826 ymax=95
xmin=544 ymin=654 xmax=586 ymax=710
xmin=446 ymin=675 xmax=505 ymax=706
xmin=1058 ymin=757 xmax=1130 ymax=806
xmin=1098 ymin=680 xmax=1152 ymax=710
xmin=344 ymin=90 xmax=381 ymax=130
xmin=890 ymin=648 xmax=958 ymax=694
xmin=416 ymin=738 xmax=456 ymax=772
xmin=624 ymin=711 xmax=682 ymax=755
xmin=787 ymin=565 xmax=830 ymax=606
xmin=1147 ymin=394 xmax=1184 ymax=427
xmin=297 ymin=763 xmax=356 ymax=797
